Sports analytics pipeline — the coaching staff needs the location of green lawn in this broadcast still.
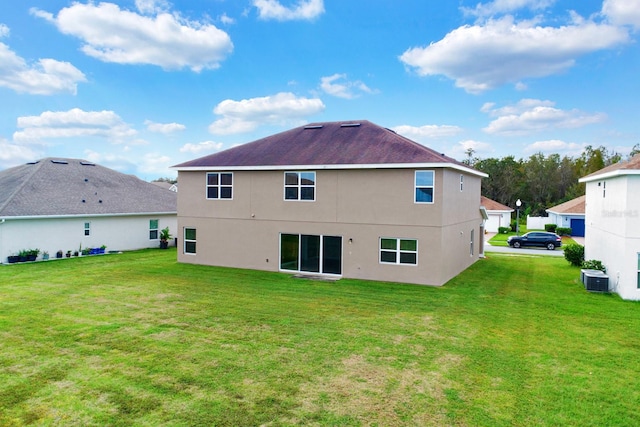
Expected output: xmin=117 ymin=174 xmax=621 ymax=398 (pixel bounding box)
xmin=1 ymin=250 xmax=638 ymax=426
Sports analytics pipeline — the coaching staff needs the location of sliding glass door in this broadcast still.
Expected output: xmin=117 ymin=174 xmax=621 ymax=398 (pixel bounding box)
xmin=280 ymin=234 xmax=342 ymax=275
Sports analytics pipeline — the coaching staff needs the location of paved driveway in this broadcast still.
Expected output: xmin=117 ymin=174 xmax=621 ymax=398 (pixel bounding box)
xmin=484 ymin=244 xmax=565 ymax=257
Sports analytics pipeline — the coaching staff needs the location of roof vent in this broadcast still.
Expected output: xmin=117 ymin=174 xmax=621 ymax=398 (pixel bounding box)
xmin=80 ymin=161 xmax=95 ymax=166
xmin=340 ymin=123 xmax=361 ymax=127
xmin=51 ymin=159 xmax=68 ymax=165
xmin=304 ymin=125 xmax=323 ymax=129
xmin=26 ymin=161 xmax=40 ymax=165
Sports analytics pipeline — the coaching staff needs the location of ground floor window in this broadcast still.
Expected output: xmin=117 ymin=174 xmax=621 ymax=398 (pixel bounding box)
xmin=380 ymin=238 xmax=418 ymax=265
xmin=149 ymin=219 xmax=159 ymax=240
xmin=184 ymin=228 xmax=196 ymax=254
xmin=84 ymin=222 xmax=91 ymax=236
xmin=280 ymin=234 xmax=342 ymax=275
xmin=637 ymin=253 xmax=640 ymax=289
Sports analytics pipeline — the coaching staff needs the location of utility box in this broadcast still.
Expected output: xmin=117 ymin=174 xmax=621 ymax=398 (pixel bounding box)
xmin=581 ymin=269 xmax=609 ymax=293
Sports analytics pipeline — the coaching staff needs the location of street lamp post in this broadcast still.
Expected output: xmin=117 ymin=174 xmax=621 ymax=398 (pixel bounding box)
xmin=516 ymin=199 xmax=522 ymax=236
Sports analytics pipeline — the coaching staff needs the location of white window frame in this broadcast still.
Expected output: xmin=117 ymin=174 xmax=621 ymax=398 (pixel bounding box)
xmin=149 ymin=219 xmax=159 ymax=240
xmin=184 ymin=227 xmax=196 ymax=255
xmin=379 ymin=238 xmax=418 ymax=266
xmin=279 ymin=233 xmax=342 ymax=275
xmin=460 ymin=174 xmax=464 ymax=192
xmin=637 ymin=253 xmax=640 ymax=289
xmin=84 ymin=222 xmax=91 ymax=236
xmin=206 ymin=172 xmax=233 ymax=200
xmin=284 ymin=171 xmax=316 ymax=202
xmin=414 ymin=170 xmax=434 ymax=204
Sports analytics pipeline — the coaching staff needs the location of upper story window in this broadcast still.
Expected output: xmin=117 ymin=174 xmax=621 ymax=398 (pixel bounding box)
xmin=206 ymin=172 xmax=233 ymax=200
xmin=415 ymin=170 xmax=434 ymax=203
xmin=285 ymin=171 xmax=315 ymax=201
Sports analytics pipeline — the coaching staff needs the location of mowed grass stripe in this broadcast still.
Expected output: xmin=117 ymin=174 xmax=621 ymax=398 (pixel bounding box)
xmin=0 ymin=249 xmax=639 ymax=426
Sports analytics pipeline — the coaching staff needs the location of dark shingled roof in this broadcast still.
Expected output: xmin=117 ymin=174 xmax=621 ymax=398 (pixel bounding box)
xmin=0 ymin=158 xmax=177 ymax=217
xmin=174 ymin=120 xmax=476 ymax=171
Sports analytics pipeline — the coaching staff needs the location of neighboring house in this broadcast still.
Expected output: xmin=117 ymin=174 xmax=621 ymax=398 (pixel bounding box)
xmin=579 ymin=154 xmax=640 ymax=300
xmin=545 ymin=195 xmax=586 ymax=236
xmin=173 ymin=120 xmax=487 ymax=286
xmin=0 ymin=158 xmax=177 ymax=263
xmin=480 ymin=196 xmax=513 ymax=232
xmin=152 ymin=181 xmax=178 ymax=192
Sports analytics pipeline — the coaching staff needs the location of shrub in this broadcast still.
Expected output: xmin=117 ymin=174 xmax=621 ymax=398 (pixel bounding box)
xmin=582 ymin=259 xmax=606 ymax=272
xmin=556 ymin=227 xmax=572 ymax=236
xmin=545 ymin=223 xmax=557 ymax=232
xmin=564 ymin=243 xmax=585 ymax=267
xmin=498 ymin=226 xmax=511 ymax=234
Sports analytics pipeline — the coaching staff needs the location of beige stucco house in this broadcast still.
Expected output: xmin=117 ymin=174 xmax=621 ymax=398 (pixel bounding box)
xmin=579 ymin=154 xmax=640 ymax=300
xmin=173 ymin=121 xmax=487 ymax=286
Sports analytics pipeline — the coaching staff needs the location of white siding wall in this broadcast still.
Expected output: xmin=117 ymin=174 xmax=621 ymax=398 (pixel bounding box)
xmin=485 ymin=212 xmax=511 ymax=232
xmin=584 ymin=177 xmax=640 ymax=300
xmin=0 ymin=214 xmax=176 ymax=263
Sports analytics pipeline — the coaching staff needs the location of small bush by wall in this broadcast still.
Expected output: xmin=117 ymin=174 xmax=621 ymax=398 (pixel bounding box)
xmin=564 ymin=243 xmax=585 ymax=267
xmin=556 ymin=227 xmax=572 ymax=236
xmin=498 ymin=227 xmax=511 ymax=234
xmin=545 ymin=223 xmax=557 ymax=232
xmin=582 ymin=259 xmax=606 ymax=272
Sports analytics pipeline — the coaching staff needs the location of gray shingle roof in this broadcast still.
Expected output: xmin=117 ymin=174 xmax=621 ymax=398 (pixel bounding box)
xmin=174 ymin=120 xmax=479 ymax=173
xmin=0 ymin=158 xmax=177 ymax=217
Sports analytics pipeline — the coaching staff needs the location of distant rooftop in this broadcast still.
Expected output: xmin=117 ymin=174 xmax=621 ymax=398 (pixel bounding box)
xmin=580 ymin=154 xmax=640 ymax=182
xmin=546 ymin=195 xmax=585 ymax=215
xmin=0 ymin=158 xmax=177 ymax=217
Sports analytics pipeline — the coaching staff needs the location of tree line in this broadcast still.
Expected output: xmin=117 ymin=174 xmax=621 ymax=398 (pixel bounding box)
xmin=465 ymin=144 xmax=640 ymax=216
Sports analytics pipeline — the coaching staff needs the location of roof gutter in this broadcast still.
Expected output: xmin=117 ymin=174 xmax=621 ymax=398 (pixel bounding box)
xmin=579 ymin=169 xmax=640 ymax=183
xmin=0 ymin=211 xmax=176 ymax=221
xmin=173 ymin=162 xmax=488 ymax=178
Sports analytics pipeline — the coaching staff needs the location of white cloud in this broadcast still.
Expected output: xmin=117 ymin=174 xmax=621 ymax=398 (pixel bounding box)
xmin=0 ymin=137 xmax=42 ymax=168
xmin=319 ymin=74 xmax=377 ymax=99
xmin=180 ymin=141 xmax=224 ymax=154
xmin=602 ymin=0 xmax=640 ymax=30
xmin=208 ymin=92 xmax=325 ymax=135
xmin=138 ymin=152 xmax=174 ymax=175
xmin=144 ymin=120 xmax=186 ymax=134
xmin=14 ymin=108 xmax=137 ymax=142
xmin=462 ymin=0 xmax=555 ymax=18
xmin=219 ymin=13 xmax=236 ymax=25
xmin=392 ymin=124 xmax=463 ymax=141
xmin=31 ymin=3 xmax=233 ymax=72
xmin=524 ymin=139 xmax=585 ymax=155
xmin=450 ymin=139 xmax=494 ymax=157
xmin=0 ymin=26 xmax=86 ymax=95
xmin=399 ymin=15 xmax=629 ymax=93
xmin=254 ymin=0 xmax=324 ymax=21
xmin=482 ymin=99 xmax=607 ymax=135
xmin=135 ymin=0 xmax=170 ymax=15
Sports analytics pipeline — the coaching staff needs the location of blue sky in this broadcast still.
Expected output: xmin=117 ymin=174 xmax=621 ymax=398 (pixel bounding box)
xmin=1 ymin=0 xmax=639 ymax=179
